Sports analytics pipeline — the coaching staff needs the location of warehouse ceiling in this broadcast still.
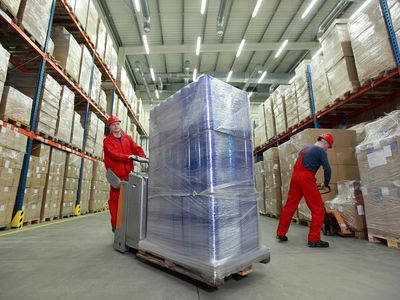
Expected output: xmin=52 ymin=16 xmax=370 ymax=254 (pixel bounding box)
xmin=96 ymin=0 xmax=362 ymax=107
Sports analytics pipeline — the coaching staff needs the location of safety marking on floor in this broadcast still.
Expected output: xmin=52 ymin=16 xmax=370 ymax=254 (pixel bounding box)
xmin=0 ymin=211 xmax=107 ymax=238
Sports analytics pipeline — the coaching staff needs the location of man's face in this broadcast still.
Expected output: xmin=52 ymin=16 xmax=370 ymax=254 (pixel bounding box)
xmin=110 ymin=121 xmax=122 ymax=134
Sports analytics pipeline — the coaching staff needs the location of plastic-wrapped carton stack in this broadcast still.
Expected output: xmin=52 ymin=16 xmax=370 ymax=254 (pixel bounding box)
xmin=325 ymin=180 xmax=367 ymax=237
xmin=66 ymin=0 xmax=75 ymax=9
xmin=73 ymin=0 xmax=89 ymax=28
xmin=96 ymin=19 xmax=107 ymax=60
xmin=284 ymin=83 xmax=299 ymax=129
xmin=94 ymin=120 xmax=105 ymax=158
xmin=254 ymin=161 xmax=265 ymax=214
xmin=321 ymin=19 xmax=359 ymax=101
xmin=355 ymin=110 xmax=400 ymax=240
xmin=56 ymin=86 xmax=75 ymax=144
xmin=41 ymin=148 xmax=66 ymax=220
xmin=263 ymin=147 xmax=282 ymax=217
xmin=89 ymin=161 xmax=109 ymax=212
xmin=106 ymin=89 xmax=118 ymax=116
xmin=71 ymin=112 xmax=84 ymax=149
xmin=23 ymin=143 xmax=50 ymax=222
xmin=91 ymin=65 xmax=102 ymax=105
xmin=0 ymin=43 xmax=10 ymax=97
xmin=17 ymin=0 xmax=52 ymax=48
xmin=83 ymin=112 xmax=99 ymax=154
xmin=0 ymin=127 xmax=27 ymax=227
xmin=253 ymin=103 xmax=267 ymax=148
xmin=85 ymin=0 xmax=98 ymax=46
xmin=290 ymin=129 xmax=359 ymax=221
xmin=80 ymin=158 xmax=93 ymax=214
xmin=348 ymin=0 xmax=397 ymax=85
xmin=294 ymin=59 xmax=312 ymax=123
xmin=309 ymin=54 xmax=332 ymax=113
xmin=98 ymin=89 xmax=107 ymax=112
xmin=0 ymin=86 xmax=32 ymax=125
xmin=1 ymin=0 xmax=21 ymax=17
xmin=264 ymin=97 xmax=276 ymax=141
xmin=110 ymin=46 xmax=118 ymax=80
xmin=79 ymin=45 xmax=93 ymax=96
xmin=272 ymin=85 xmax=289 ymax=136
xmin=104 ymin=34 xmax=115 ymax=75
xmin=61 ymin=153 xmax=82 ymax=217
xmin=52 ymin=27 xmax=82 ymax=83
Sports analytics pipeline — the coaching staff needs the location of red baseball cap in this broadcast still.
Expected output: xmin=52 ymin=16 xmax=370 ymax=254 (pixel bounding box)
xmin=108 ymin=116 xmax=121 ymax=126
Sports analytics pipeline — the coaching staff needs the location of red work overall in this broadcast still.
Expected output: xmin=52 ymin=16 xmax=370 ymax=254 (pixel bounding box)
xmin=277 ymin=146 xmax=325 ymax=242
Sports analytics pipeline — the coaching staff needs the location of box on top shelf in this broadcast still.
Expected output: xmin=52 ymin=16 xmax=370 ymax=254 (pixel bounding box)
xmin=110 ymin=46 xmax=118 ymax=80
xmin=0 ymin=43 xmax=10 ymax=83
xmin=294 ymin=59 xmax=312 ymax=123
xmin=264 ymin=97 xmax=276 ymax=141
xmin=71 ymin=111 xmax=84 ymax=149
xmin=1 ymin=0 xmax=21 ymax=17
xmin=91 ymin=64 xmax=102 ymax=104
xmin=0 ymin=86 xmax=33 ymax=125
xmin=73 ymin=0 xmax=89 ymax=29
xmin=98 ymin=89 xmax=107 ymax=112
xmin=272 ymin=85 xmax=289 ymax=136
xmin=104 ymin=33 xmax=114 ymax=73
xmin=78 ymin=44 xmax=93 ymax=96
xmin=96 ymin=18 xmax=107 ymax=60
xmin=284 ymin=83 xmax=299 ymax=129
xmin=85 ymin=0 xmax=98 ymax=46
xmin=56 ymin=85 xmax=75 ymax=144
xmin=310 ymin=54 xmax=332 ymax=113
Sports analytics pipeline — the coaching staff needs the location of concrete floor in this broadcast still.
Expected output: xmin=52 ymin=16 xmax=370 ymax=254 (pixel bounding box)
xmin=0 ymin=212 xmax=399 ymax=300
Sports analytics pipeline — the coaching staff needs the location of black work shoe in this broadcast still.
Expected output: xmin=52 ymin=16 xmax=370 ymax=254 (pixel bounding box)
xmin=276 ymin=235 xmax=288 ymax=242
xmin=308 ymin=240 xmax=329 ymax=248
xmin=112 ymin=227 xmax=115 ymax=233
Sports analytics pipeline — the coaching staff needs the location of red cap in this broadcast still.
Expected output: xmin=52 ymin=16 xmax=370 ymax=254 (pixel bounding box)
xmin=319 ymin=133 xmax=334 ymax=148
xmin=108 ymin=116 xmax=121 ymax=126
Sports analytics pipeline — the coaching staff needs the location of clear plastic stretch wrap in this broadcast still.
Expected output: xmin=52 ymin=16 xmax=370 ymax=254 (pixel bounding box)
xmin=349 ymin=122 xmax=369 ymax=145
xmin=294 ymin=60 xmax=312 ymax=123
xmin=85 ymin=0 xmax=98 ymax=46
xmin=74 ymin=0 xmax=89 ymax=28
xmin=284 ymin=83 xmax=299 ymax=129
xmin=52 ymin=27 xmax=82 ymax=83
xmin=17 ymin=0 xmax=52 ymax=47
xmin=0 ymin=86 xmax=33 ymax=125
xmin=90 ymin=161 xmax=109 ymax=212
xmin=141 ymin=75 xmax=270 ymax=281
xmin=66 ymin=0 xmax=75 ymax=9
xmin=104 ymin=34 xmax=113 ymax=72
xmin=79 ymin=45 xmax=93 ymax=95
xmin=71 ymin=112 xmax=84 ymax=149
xmin=263 ymin=147 xmax=282 ymax=217
xmin=110 ymin=46 xmax=118 ymax=80
xmin=355 ymin=111 xmax=400 ymax=238
xmin=1 ymin=0 xmax=21 ymax=17
xmin=0 ymin=43 xmax=10 ymax=83
xmin=310 ymin=54 xmax=332 ymax=113
xmin=56 ymin=86 xmax=75 ymax=143
xmin=254 ymin=161 xmax=266 ymax=214
xmin=99 ymin=89 xmax=107 ymax=112
xmin=348 ymin=0 xmax=396 ymax=85
xmin=272 ymin=85 xmax=288 ymax=136
xmin=91 ymin=65 xmax=102 ymax=105
xmin=264 ymin=97 xmax=276 ymax=140
xmin=254 ymin=124 xmax=266 ymax=148
xmin=96 ymin=18 xmax=107 ymax=59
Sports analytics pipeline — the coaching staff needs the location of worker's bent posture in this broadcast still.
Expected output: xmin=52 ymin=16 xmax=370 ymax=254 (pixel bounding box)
xmin=276 ymin=133 xmax=334 ymax=248
xmin=103 ymin=116 xmax=145 ymax=231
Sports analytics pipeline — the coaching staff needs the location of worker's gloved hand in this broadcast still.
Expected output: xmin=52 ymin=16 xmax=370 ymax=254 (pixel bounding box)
xmin=129 ymin=155 xmax=149 ymax=164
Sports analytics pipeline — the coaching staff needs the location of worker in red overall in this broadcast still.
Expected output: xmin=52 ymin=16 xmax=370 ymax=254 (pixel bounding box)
xmin=103 ymin=116 xmax=146 ymax=231
xmin=276 ymin=133 xmax=333 ymax=248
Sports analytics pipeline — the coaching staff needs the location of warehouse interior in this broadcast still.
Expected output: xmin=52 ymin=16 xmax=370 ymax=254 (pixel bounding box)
xmin=0 ymin=0 xmax=400 ymax=298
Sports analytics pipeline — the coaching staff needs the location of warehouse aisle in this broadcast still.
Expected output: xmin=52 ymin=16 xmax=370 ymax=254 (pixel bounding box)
xmin=1 ymin=213 xmax=399 ymax=300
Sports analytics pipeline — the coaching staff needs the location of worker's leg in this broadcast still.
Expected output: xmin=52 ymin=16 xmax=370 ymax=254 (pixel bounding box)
xmin=301 ymin=177 xmax=325 ymax=242
xmin=277 ymin=175 xmax=303 ymax=237
xmin=108 ymin=186 xmax=120 ymax=228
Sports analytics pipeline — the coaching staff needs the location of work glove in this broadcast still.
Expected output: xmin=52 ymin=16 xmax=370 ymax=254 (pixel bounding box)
xmin=129 ymin=155 xmax=149 ymax=164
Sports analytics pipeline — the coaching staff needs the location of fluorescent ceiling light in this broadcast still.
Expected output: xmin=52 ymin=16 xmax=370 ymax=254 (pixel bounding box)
xmin=350 ymin=0 xmax=372 ymax=20
xmin=252 ymin=0 xmax=263 ymax=18
xmin=275 ymin=39 xmax=288 ymax=58
xmin=289 ymin=76 xmax=295 ymax=84
xmin=201 ymin=0 xmax=207 ymax=14
xmin=248 ymin=92 xmax=253 ymax=98
xmin=257 ymin=71 xmax=267 ymax=84
xmin=193 ymin=68 xmax=197 ymax=81
xmin=236 ymin=39 xmax=246 ymax=58
xmin=143 ymin=35 xmax=150 ymax=54
xmin=155 ymin=89 xmax=159 ymax=99
xmin=312 ymin=48 xmax=323 ymax=60
xmin=226 ymin=70 xmax=233 ymax=82
xmin=133 ymin=0 xmax=141 ymax=12
xmin=196 ymin=36 xmax=201 ymax=56
xmin=301 ymin=0 xmax=318 ymax=19
xmin=150 ymin=68 xmax=155 ymax=81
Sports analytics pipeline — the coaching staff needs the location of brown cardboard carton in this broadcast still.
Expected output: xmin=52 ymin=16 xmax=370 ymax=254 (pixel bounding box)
xmin=0 ymin=86 xmax=32 ymax=125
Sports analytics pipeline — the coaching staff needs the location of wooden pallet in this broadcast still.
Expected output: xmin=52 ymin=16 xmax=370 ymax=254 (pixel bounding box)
xmin=23 ymin=219 xmax=40 ymax=226
xmin=0 ymin=224 xmax=10 ymax=231
xmin=265 ymin=213 xmax=279 ymax=219
xmin=1 ymin=116 xmax=30 ymax=130
xmin=61 ymin=214 xmax=75 ymax=219
xmin=136 ymin=250 xmax=268 ymax=287
xmin=41 ymin=216 xmax=59 ymax=222
xmin=368 ymin=233 xmax=400 ymax=250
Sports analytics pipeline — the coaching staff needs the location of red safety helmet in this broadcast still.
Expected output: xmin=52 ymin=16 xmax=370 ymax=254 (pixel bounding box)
xmin=319 ymin=133 xmax=334 ymax=148
xmin=107 ymin=116 xmax=121 ymax=126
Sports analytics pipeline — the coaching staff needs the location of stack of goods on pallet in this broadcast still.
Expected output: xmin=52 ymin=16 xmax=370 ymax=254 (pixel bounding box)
xmin=94 ymin=120 xmax=105 ymax=158
xmin=52 ymin=27 xmax=82 ymax=83
xmin=61 ymin=153 xmax=81 ymax=217
xmin=0 ymin=43 xmax=10 ymax=98
xmin=348 ymin=0 xmax=398 ymax=85
xmin=254 ymin=161 xmax=266 ymax=214
xmin=71 ymin=112 xmax=84 ymax=149
xmin=23 ymin=143 xmax=50 ymax=223
xmin=17 ymin=0 xmax=53 ymax=49
xmin=290 ymin=129 xmax=360 ymax=221
xmin=0 ymin=126 xmax=27 ymax=227
xmin=272 ymin=85 xmax=288 ymax=136
xmin=41 ymin=148 xmax=66 ymax=221
xmin=263 ymin=147 xmax=282 ymax=218
xmin=104 ymin=33 xmax=118 ymax=79
xmin=83 ymin=111 xmax=99 ymax=154
xmin=96 ymin=19 xmax=107 ymax=60
xmin=85 ymin=0 xmax=98 ymax=47
xmin=1 ymin=0 xmax=21 ymax=17
xmin=355 ymin=110 xmax=400 ymax=244
xmin=106 ymin=89 xmax=118 ymax=116
xmin=325 ymin=180 xmax=367 ymax=238
xmin=284 ymin=83 xmax=299 ymax=129
xmin=141 ymin=75 xmax=269 ymax=282
xmin=264 ymin=97 xmax=276 ymax=141
xmin=71 ymin=0 xmax=88 ymax=29
xmin=98 ymin=89 xmax=107 ymax=113
xmin=56 ymin=86 xmax=75 ymax=144
xmin=321 ymin=19 xmax=359 ymax=101
xmin=309 ymin=53 xmax=332 ymax=113
xmin=80 ymin=158 xmax=93 ymax=214
xmin=0 ymin=86 xmax=32 ymax=126
xmin=294 ymin=60 xmax=312 ymax=123
xmin=91 ymin=65 xmax=102 ymax=105
xmin=253 ymin=103 xmax=267 ymax=148
xmin=78 ymin=44 xmax=93 ymax=96
xmin=89 ymin=161 xmax=109 ymax=212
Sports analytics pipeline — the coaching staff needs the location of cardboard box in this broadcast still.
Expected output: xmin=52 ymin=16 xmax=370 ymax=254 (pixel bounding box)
xmin=1 ymin=0 xmax=21 ymax=17
xmin=96 ymin=18 xmax=107 ymax=59
xmin=0 ymin=43 xmax=10 ymax=82
xmin=73 ymin=0 xmax=89 ymax=28
xmin=56 ymin=86 xmax=74 ymax=143
xmin=272 ymin=85 xmax=289 ymax=135
xmin=85 ymin=0 xmax=98 ymax=46
xmin=78 ymin=44 xmax=93 ymax=95
xmin=0 ymin=86 xmax=33 ymax=125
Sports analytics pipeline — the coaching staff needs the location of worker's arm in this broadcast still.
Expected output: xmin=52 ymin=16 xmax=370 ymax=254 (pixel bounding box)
xmin=129 ymin=137 xmax=146 ymax=158
xmin=103 ymin=138 xmax=131 ymax=162
xmin=320 ymin=150 xmax=331 ymax=187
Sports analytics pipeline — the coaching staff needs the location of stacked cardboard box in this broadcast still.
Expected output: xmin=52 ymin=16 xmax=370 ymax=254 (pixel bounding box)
xmin=0 ymin=86 xmax=32 ymax=125
xmin=264 ymin=97 xmax=275 ymax=141
xmin=278 ymin=140 xmax=298 ymax=211
xmin=1 ymin=0 xmax=21 ymax=17
xmin=85 ymin=0 xmax=98 ymax=46
xmin=104 ymin=33 xmax=118 ymax=79
xmin=0 ymin=126 xmax=27 ymax=227
xmin=294 ymin=60 xmax=312 ymax=123
xmin=78 ymin=44 xmax=93 ymax=96
xmin=80 ymin=158 xmax=93 ymax=214
xmin=355 ymin=110 xmax=400 ymax=239
xmin=23 ymin=143 xmax=50 ymax=222
xmin=61 ymin=153 xmax=82 ymax=217
xmin=321 ymin=19 xmax=359 ymax=101
xmin=96 ymin=18 xmax=107 ymax=60
xmin=56 ymin=86 xmax=75 ymax=144
xmin=98 ymin=89 xmax=107 ymax=113
xmin=73 ymin=0 xmax=89 ymax=28
xmin=106 ymin=89 xmax=118 ymax=116
xmin=17 ymin=0 xmax=52 ymax=48
xmin=41 ymin=148 xmax=66 ymax=220
xmin=91 ymin=65 xmax=102 ymax=104
xmin=52 ymin=27 xmax=82 ymax=83
xmin=89 ymin=161 xmax=109 ymax=212
xmin=71 ymin=112 xmax=84 ymax=149
xmin=263 ymin=147 xmax=282 ymax=217
xmin=0 ymin=43 xmax=10 ymax=97
xmin=254 ymin=161 xmax=265 ymax=214
xmin=310 ymin=54 xmax=332 ymax=113
xmin=83 ymin=111 xmax=99 ymax=154
xmin=284 ymin=83 xmax=299 ymax=129
xmin=272 ymin=85 xmax=289 ymax=136
xmin=94 ymin=120 xmax=105 ymax=158
xmin=349 ymin=0 xmax=397 ymax=85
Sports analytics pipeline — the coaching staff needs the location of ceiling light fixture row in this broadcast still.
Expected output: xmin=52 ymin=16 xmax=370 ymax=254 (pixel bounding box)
xmin=252 ymin=0 xmax=263 ymax=18
xmin=196 ymin=36 xmax=201 ymax=56
xmin=193 ymin=68 xmax=198 ymax=81
xmin=142 ymin=34 xmax=150 ymax=54
xmin=226 ymin=70 xmax=233 ymax=83
xmin=201 ymin=0 xmax=207 ymax=15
